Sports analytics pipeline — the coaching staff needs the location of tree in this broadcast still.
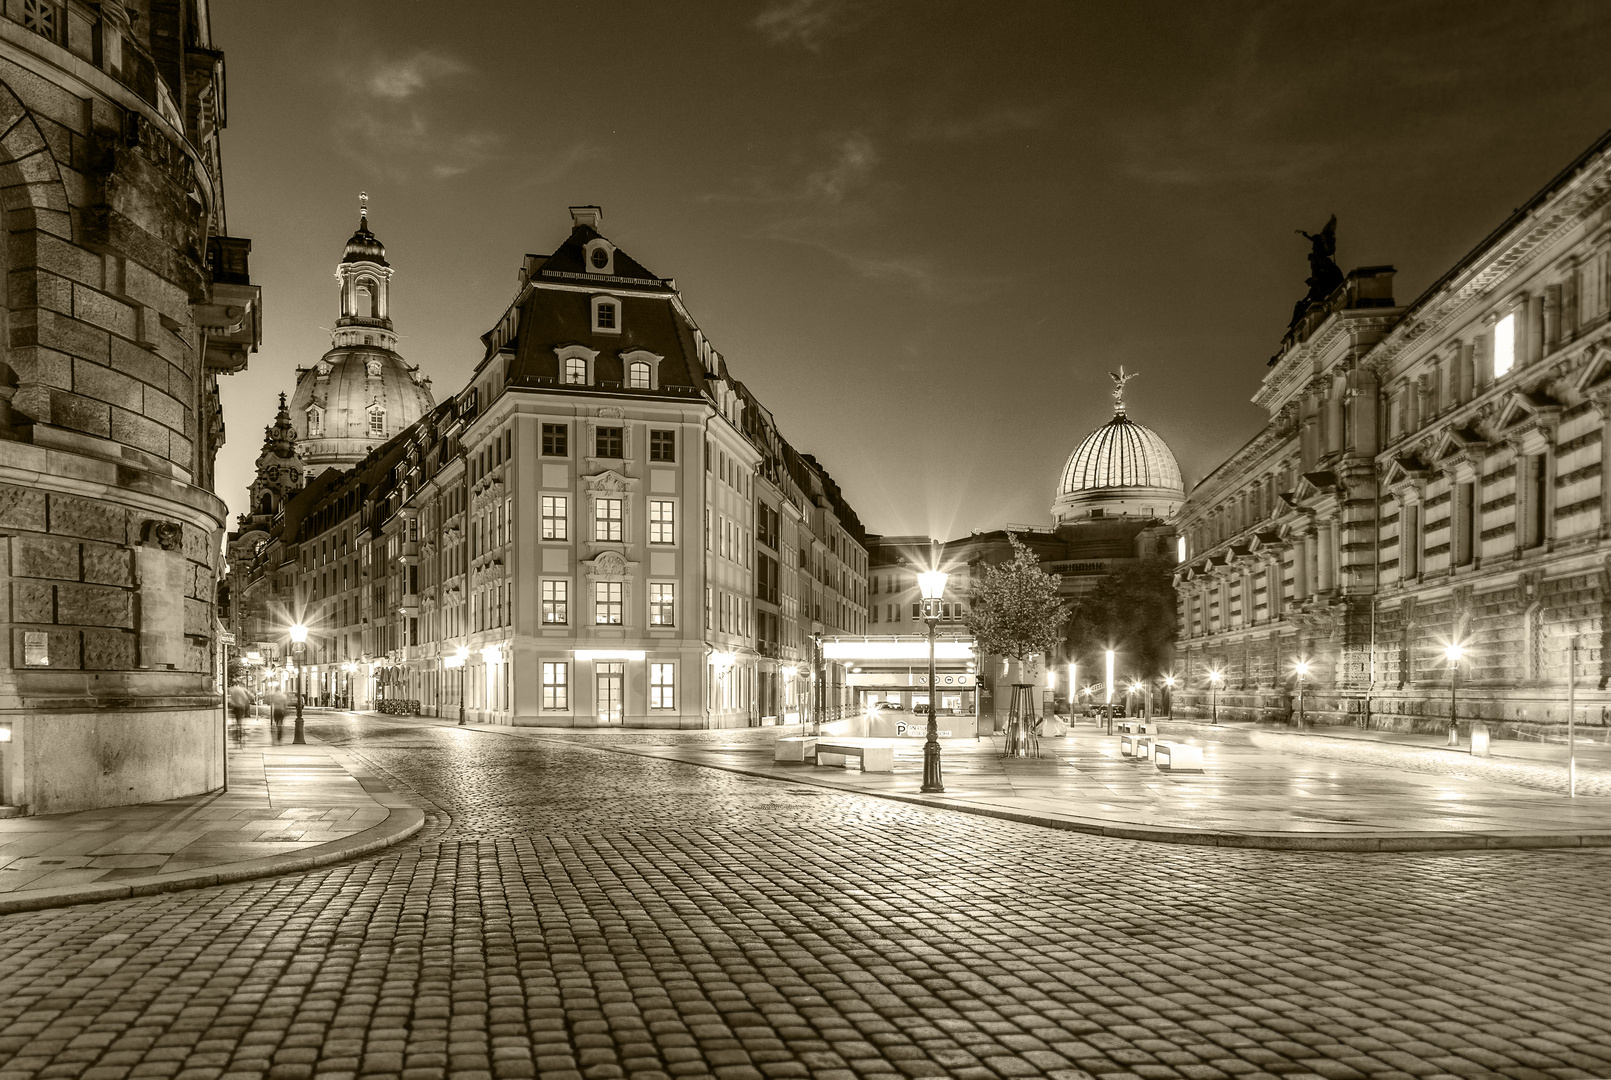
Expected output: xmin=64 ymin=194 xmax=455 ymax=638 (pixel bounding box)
xmin=964 ymin=533 xmax=1071 ymax=675
xmin=227 ymin=656 xmax=249 ymax=686
xmin=1066 ymin=557 xmax=1178 ymax=679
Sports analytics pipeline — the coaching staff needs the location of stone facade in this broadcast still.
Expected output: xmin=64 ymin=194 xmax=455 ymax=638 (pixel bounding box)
xmin=0 ymin=2 xmax=259 ymax=814
xmin=1176 ymin=128 xmax=1611 ymax=741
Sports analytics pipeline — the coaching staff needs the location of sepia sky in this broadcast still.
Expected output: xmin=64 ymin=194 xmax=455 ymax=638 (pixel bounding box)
xmin=213 ymin=0 xmax=1611 ymax=541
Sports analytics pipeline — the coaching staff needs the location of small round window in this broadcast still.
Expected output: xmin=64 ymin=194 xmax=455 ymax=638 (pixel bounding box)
xmin=590 ymin=248 xmax=608 ymax=269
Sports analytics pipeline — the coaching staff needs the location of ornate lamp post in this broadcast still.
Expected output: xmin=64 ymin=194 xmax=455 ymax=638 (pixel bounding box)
xmin=1444 ymin=642 xmax=1463 ymax=747
xmin=1207 ymin=668 xmax=1223 ymax=724
xmin=444 ymin=646 xmax=469 ymax=724
xmin=1162 ymin=674 xmax=1177 ymax=718
xmin=289 ymin=623 xmax=308 ymax=744
xmin=917 ymin=565 xmax=949 ymax=793
xmin=1293 ymin=659 xmax=1309 ymax=731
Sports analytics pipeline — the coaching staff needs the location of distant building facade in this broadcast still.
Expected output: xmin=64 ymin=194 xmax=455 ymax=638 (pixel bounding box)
xmin=1175 ymin=127 xmax=1611 ymax=738
xmin=0 ymin=1 xmax=260 ymax=814
xmin=230 ymin=207 xmax=866 ymax=727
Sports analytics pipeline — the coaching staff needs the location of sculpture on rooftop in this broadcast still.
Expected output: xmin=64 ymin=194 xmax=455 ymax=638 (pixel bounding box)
xmin=1288 ymin=214 xmax=1344 ymax=329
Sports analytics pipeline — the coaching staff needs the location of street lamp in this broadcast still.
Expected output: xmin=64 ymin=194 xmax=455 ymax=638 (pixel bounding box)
xmin=444 ymin=646 xmax=469 ymax=724
xmin=917 ymin=565 xmax=949 ymax=793
xmin=1104 ymin=648 xmax=1115 ymax=732
xmin=1444 ymin=641 xmax=1464 ymax=747
xmin=1207 ymin=668 xmax=1223 ymax=724
xmin=1293 ymin=658 xmax=1310 ymax=731
xmin=1162 ymin=674 xmax=1177 ymax=718
xmin=289 ymin=623 xmax=308 ymax=744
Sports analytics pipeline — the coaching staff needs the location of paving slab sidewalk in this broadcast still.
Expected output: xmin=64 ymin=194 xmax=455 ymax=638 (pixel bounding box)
xmin=387 ymin=713 xmax=1611 ymax=851
xmin=0 ymin=719 xmax=423 ymax=915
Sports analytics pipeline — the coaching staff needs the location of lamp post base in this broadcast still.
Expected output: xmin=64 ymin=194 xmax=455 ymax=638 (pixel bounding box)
xmin=292 ymin=718 xmax=305 ymax=745
xmin=921 ymin=737 xmax=944 ymax=793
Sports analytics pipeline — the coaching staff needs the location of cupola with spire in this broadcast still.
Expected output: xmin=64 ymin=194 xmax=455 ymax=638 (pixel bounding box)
xmin=1051 ymin=367 xmax=1184 ymax=525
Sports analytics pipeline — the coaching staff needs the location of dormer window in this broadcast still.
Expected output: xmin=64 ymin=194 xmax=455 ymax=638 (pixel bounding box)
xmin=628 ymin=361 xmax=650 ymax=389
xmin=583 ymin=239 xmax=615 ymax=275
xmin=565 ymin=357 xmax=587 ymax=384
xmin=591 ymin=295 xmax=622 ymax=334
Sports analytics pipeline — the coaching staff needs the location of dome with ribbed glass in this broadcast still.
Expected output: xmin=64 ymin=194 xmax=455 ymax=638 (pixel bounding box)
xmin=1052 ymin=369 xmax=1183 ymax=525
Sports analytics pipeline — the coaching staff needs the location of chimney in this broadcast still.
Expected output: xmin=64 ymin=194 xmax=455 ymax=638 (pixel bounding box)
xmin=569 ymin=205 xmax=602 ymax=229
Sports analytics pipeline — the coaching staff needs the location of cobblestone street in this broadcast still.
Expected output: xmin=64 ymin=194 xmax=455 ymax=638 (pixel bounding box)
xmin=1 ymin=715 xmax=1608 ymax=1080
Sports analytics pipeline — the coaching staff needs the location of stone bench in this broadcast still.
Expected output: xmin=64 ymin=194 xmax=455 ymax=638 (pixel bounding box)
xmin=1116 ymin=720 xmax=1157 ymax=736
xmin=1153 ymin=740 xmax=1204 ymax=773
xmin=774 ymin=736 xmax=817 ymax=763
xmin=1119 ymin=733 xmax=1154 ymax=759
xmin=814 ymin=739 xmax=894 ymax=773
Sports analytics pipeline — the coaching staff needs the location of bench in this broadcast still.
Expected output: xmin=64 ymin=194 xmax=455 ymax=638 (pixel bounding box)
xmin=1119 ymin=733 xmax=1154 ymax=759
xmin=1153 ymin=740 xmax=1204 ymax=772
xmin=774 ymin=736 xmax=817 ymax=763
xmin=1116 ymin=720 xmax=1156 ymax=736
xmin=814 ymin=739 xmax=894 ymax=773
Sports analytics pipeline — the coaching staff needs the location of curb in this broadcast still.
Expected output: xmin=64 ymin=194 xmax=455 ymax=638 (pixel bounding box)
xmin=0 ymin=742 xmax=426 ymax=918
xmin=376 ymin=715 xmax=1611 ymax=854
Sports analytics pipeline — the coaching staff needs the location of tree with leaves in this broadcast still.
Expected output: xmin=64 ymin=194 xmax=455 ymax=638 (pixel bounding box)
xmin=1066 ymin=556 xmax=1179 ymax=679
xmin=964 ymin=533 xmax=1072 ymax=680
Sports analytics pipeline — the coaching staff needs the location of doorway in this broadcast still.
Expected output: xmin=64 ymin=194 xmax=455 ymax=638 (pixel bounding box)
xmin=596 ymin=662 xmax=624 ymax=725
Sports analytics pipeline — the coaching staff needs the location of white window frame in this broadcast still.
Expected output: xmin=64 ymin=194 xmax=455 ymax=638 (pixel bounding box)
xmin=542 ymin=662 xmax=569 ymax=711
xmin=307 ymin=406 xmax=323 ymax=438
xmin=541 ymin=495 xmax=568 ymax=541
xmin=649 ymin=499 xmax=676 ymax=545
xmin=595 ymin=580 xmax=624 ymax=625
xmin=650 ymin=662 xmax=676 ymax=709
xmin=595 ymin=497 xmax=624 ymax=542
xmin=591 ymin=295 xmax=623 ymax=335
xmin=368 ymin=405 xmax=385 ymax=438
xmin=649 ymin=582 xmax=676 ymax=627
xmin=542 ymin=579 xmax=569 ymax=625
xmin=628 ymin=361 xmax=650 ymax=389
xmin=564 ymin=357 xmax=587 ymax=385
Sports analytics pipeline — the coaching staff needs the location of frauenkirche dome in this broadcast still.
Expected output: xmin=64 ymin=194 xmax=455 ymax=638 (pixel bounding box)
xmin=1052 ymin=367 xmax=1183 ymax=525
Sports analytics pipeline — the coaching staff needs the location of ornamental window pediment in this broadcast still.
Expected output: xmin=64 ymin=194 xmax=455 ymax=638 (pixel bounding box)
xmin=555 ymin=343 xmax=600 ymax=385
xmin=1496 ymin=388 xmax=1562 ymax=448
xmin=1432 ymin=424 xmax=1487 ymax=467
xmin=1572 ymin=342 xmax=1611 ymax=399
xmin=583 ymin=469 xmax=639 ymax=494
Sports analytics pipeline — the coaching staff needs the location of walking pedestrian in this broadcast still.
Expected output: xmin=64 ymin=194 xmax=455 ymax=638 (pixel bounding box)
xmin=268 ymin=689 xmax=288 ymax=741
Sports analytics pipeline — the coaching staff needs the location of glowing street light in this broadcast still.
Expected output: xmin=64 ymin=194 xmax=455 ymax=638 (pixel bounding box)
xmin=1162 ymin=673 xmax=1178 ymax=718
xmin=1207 ymin=668 xmax=1223 ymax=724
xmin=917 ymin=562 xmax=948 ymax=793
xmin=1292 ymin=658 xmax=1310 ymax=731
xmin=444 ymin=645 xmax=470 ymax=724
xmin=288 ymin=622 xmax=308 ymax=744
xmin=1444 ymin=641 xmax=1464 ymax=747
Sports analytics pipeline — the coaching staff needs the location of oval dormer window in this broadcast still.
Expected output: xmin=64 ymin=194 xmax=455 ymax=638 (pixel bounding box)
xmin=591 ymin=248 xmax=609 ymax=269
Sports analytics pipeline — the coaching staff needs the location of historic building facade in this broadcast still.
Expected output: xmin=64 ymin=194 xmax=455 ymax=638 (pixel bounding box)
xmin=0 ymin=1 xmax=260 ymax=814
xmin=1175 ymin=128 xmax=1611 ymax=738
xmin=230 ymin=206 xmax=867 ymax=728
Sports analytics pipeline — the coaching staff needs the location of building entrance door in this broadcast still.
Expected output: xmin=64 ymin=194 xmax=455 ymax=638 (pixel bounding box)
xmin=596 ymin=662 xmax=624 ymax=725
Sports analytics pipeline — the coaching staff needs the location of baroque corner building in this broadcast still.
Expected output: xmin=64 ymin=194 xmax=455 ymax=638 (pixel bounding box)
xmin=0 ymin=2 xmax=260 ymax=814
xmin=230 ymin=205 xmax=866 ymax=727
xmin=1175 ymin=125 xmax=1611 ymax=738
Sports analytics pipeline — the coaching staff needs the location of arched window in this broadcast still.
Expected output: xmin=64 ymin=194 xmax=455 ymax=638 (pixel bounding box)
xmin=628 ymin=361 xmax=650 ymax=389
xmin=368 ymin=406 xmax=385 ymax=438
xmin=565 ymin=358 xmax=587 ymax=385
xmin=306 ymin=407 xmax=323 ymax=437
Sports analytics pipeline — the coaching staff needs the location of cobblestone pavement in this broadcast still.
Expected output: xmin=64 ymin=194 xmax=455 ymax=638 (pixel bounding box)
xmin=1 ymin=715 xmax=1609 ymax=1080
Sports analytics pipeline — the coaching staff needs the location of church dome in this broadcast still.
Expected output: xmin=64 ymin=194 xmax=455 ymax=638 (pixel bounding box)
xmin=342 ymin=217 xmax=388 ymax=267
xmin=289 ymin=346 xmax=433 ymax=470
xmin=1051 ymin=368 xmax=1183 ymax=525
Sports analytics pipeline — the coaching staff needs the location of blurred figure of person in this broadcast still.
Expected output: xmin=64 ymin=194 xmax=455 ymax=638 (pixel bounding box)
xmin=228 ymin=682 xmax=251 ymax=724
xmin=267 ymin=689 xmax=288 ymax=741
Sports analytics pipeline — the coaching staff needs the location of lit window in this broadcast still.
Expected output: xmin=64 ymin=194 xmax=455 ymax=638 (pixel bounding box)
xmin=595 ymin=497 xmax=623 ymax=541
xmin=650 ymin=430 xmax=675 ymax=462
xmin=597 ymin=303 xmax=616 ymax=330
xmin=368 ymin=407 xmax=384 ymax=437
xmin=629 ymin=362 xmax=650 ymax=389
xmin=542 ymin=662 xmax=568 ymax=710
xmin=650 ymin=662 xmax=676 ymax=708
xmin=1177 ymin=536 xmax=1186 ymax=563
xmin=595 ymin=580 xmax=623 ymax=624
xmin=565 ymin=358 xmax=587 ymax=384
xmin=1494 ymin=313 xmax=1516 ymax=378
xmin=595 ymin=426 xmax=623 ymax=458
xmin=650 ymin=583 xmax=676 ymax=627
xmin=649 ymin=500 xmax=675 ymax=544
xmin=541 ymin=495 xmax=568 ymax=540
xmin=307 ymin=408 xmax=322 ymax=437
xmin=542 ymin=423 xmax=568 ymax=456
xmin=542 ymin=580 xmax=568 ymax=624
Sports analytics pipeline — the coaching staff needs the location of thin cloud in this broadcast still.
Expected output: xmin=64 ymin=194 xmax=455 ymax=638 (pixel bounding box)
xmin=907 ymin=106 xmax=1047 ymax=143
xmin=752 ymin=0 xmax=857 ymax=50
xmin=332 ymin=49 xmax=502 ymax=182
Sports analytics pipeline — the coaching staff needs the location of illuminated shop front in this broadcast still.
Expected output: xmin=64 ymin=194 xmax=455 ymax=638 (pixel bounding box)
xmin=825 ymin=637 xmax=980 ymax=738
